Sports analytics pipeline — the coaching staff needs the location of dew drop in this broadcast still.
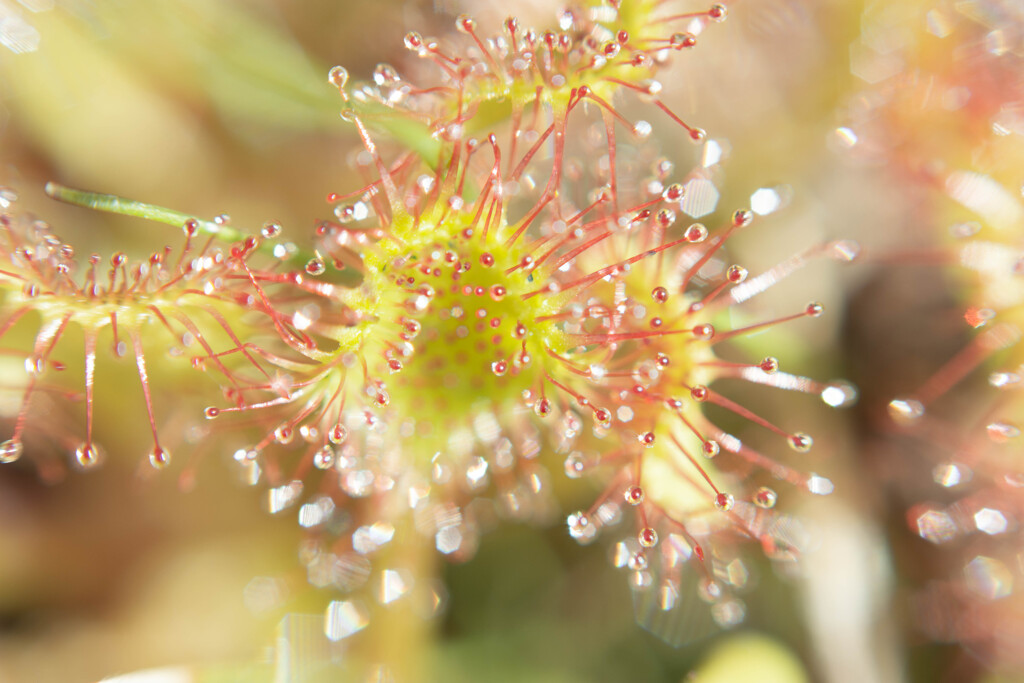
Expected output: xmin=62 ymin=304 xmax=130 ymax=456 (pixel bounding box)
xmin=404 ymin=32 xmax=422 ymax=50
xmin=821 ymin=381 xmax=858 ymax=408
xmin=0 ymin=439 xmax=23 ymax=464
xmin=753 ymin=487 xmax=777 ymax=508
xmin=638 ymin=527 xmax=658 ymax=548
xmin=732 ymin=209 xmax=754 ymax=227
xmin=489 ymin=285 xmax=506 ymax=301
xmin=709 ymin=3 xmax=728 ymax=21
xmin=274 ymin=425 xmax=294 ymax=444
xmin=305 ymin=257 xmax=326 ymax=276
xmin=593 ymin=407 xmax=612 ymax=428
xmin=714 ymin=492 xmax=734 ymax=511
xmin=624 ymin=485 xmax=645 ymax=506
xmin=261 ymin=221 xmax=282 ymax=239
xmin=567 ymin=511 xmax=592 ymax=539
xmin=491 ymin=360 xmax=508 ymax=376
xmin=689 ymin=127 xmax=707 ymax=143
xmin=329 ymin=424 xmax=348 ymax=445
xmin=805 ymin=302 xmax=824 ymax=317
xmin=669 ymin=32 xmax=696 ymax=48
xmin=726 ymin=265 xmax=748 ymax=283
xmin=328 ymin=65 xmax=349 ymax=87
xmin=564 ymin=453 xmax=586 ymax=478
xmin=633 ymin=120 xmax=652 ymax=139
xmin=534 ymin=398 xmax=552 ymax=417
xmin=662 ymin=183 xmax=685 ymax=202
xmin=690 ymin=385 xmax=709 ymax=402
xmin=652 ymin=286 xmax=668 ymax=303
xmin=684 ymin=223 xmax=708 ymax=242
xmin=789 ymin=432 xmax=813 ymax=452
xmin=702 ymin=440 xmax=720 ymax=458
xmin=628 ymin=552 xmax=648 ymax=571
xmin=75 ymin=443 xmax=100 ymax=468
xmin=149 ymin=446 xmax=171 ymax=470
xmin=987 ymin=421 xmax=1020 ymax=443
xmin=692 ymin=323 xmax=715 ymax=339
xmin=204 ymin=406 xmax=221 ymax=419
xmin=888 ymin=398 xmax=924 ymax=421
xmin=479 ymin=252 xmax=495 ymax=267
xmin=314 ymin=446 xmax=335 ymax=470
xmin=759 ymin=357 xmax=779 ymax=373
xmin=638 ymin=431 xmax=656 ymax=447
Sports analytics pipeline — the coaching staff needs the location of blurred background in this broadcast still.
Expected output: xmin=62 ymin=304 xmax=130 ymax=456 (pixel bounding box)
xmin=0 ymin=0 xmax=1021 ymax=681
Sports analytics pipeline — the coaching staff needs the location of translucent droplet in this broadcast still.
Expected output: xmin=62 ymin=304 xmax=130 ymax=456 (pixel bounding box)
xmin=0 ymin=439 xmax=23 ymax=464
xmin=628 ymin=551 xmax=648 ymax=571
xmin=261 ymin=222 xmax=282 ymax=239
xmin=692 ymin=323 xmax=714 ymax=339
xmin=669 ymin=32 xmax=696 ymax=48
xmin=732 ymin=209 xmax=753 ymax=227
xmin=624 ymin=485 xmax=644 ymax=506
xmin=753 ymin=487 xmax=777 ymax=508
xmin=321 ymin=425 xmax=345 ymax=448
xmin=888 ymin=398 xmax=924 ymax=421
xmin=987 ymin=421 xmax=1020 ymax=443
xmin=633 ymin=120 xmax=652 ymax=138
xmin=638 ymin=527 xmax=658 ymax=548
xmin=933 ymin=462 xmax=969 ymax=487
xmin=714 ymin=492 xmax=734 ymax=511
xmin=149 ymin=446 xmax=171 ymax=470
xmin=567 ymin=511 xmax=592 ymax=540
xmin=805 ymin=302 xmax=824 ymax=317
xmin=314 ymin=446 xmax=335 ymax=470
xmin=821 ymin=381 xmax=858 ymax=407
xmin=75 ymin=443 xmax=99 ymax=468
xmin=274 ymin=425 xmax=294 ymax=445
xmin=534 ymin=398 xmax=552 ymax=417
xmin=305 ymin=257 xmax=326 ymax=276
xmin=789 ymin=432 xmax=813 ymax=452
xmin=328 ymin=66 xmax=349 ymax=88
xmin=684 ymin=223 xmax=708 ymax=242
xmin=564 ymin=453 xmax=586 ymax=478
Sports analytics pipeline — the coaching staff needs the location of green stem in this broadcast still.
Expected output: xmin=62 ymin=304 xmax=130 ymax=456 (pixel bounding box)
xmin=45 ymin=182 xmax=249 ymax=244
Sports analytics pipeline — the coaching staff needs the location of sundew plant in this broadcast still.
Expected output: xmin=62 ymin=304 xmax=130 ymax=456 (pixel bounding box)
xmin=3 ymin=0 xmax=972 ymax=681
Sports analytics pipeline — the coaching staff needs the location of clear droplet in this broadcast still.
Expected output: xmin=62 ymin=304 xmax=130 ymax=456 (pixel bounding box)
xmin=564 ymin=452 xmax=586 ymax=478
xmin=638 ymin=527 xmax=658 ymax=548
xmin=75 ymin=443 xmax=100 ymax=468
xmin=305 ymin=257 xmax=326 ymax=276
xmin=753 ymin=487 xmax=777 ymax=508
xmin=714 ymin=492 xmax=734 ymax=511
xmin=888 ymin=398 xmax=924 ymax=421
xmin=624 ymin=485 xmax=644 ymax=506
xmin=314 ymin=446 xmax=335 ymax=470
xmin=149 ymin=446 xmax=171 ymax=470
xmin=328 ymin=65 xmax=349 ymax=87
xmin=0 ymin=439 xmax=23 ymax=464
xmin=789 ymin=432 xmax=813 ymax=452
